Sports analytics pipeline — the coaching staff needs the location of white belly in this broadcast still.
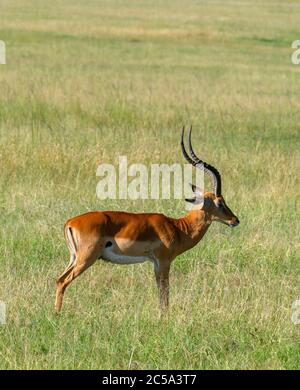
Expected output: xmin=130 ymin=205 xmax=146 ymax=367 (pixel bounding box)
xmin=101 ymin=247 xmax=149 ymax=265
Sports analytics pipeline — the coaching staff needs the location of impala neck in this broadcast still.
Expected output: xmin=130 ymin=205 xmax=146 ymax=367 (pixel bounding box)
xmin=173 ymin=209 xmax=212 ymax=255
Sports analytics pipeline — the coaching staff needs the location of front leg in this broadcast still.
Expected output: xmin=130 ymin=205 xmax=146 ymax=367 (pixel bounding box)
xmin=154 ymin=260 xmax=170 ymax=311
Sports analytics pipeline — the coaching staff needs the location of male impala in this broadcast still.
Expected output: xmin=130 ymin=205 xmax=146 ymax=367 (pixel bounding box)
xmin=55 ymin=127 xmax=239 ymax=313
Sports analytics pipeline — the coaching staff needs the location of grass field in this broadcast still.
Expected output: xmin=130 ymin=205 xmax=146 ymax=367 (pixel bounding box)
xmin=0 ymin=0 xmax=299 ymax=370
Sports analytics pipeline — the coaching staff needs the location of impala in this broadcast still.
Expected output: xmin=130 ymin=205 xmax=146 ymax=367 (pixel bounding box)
xmin=55 ymin=127 xmax=239 ymax=313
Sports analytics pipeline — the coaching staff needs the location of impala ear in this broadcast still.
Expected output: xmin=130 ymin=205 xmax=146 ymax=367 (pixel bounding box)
xmin=185 ymin=197 xmax=196 ymax=203
xmin=190 ymin=183 xmax=202 ymax=194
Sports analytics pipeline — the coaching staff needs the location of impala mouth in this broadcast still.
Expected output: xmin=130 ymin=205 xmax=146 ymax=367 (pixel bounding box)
xmin=229 ymin=221 xmax=239 ymax=228
xmin=215 ymin=218 xmax=240 ymax=228
xmin=217 ymin=220 xmax=239 ymax=227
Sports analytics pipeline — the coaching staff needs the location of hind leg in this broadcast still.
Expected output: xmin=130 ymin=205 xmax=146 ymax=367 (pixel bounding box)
xmin=55 ymin=251 xmax=98 ymax=313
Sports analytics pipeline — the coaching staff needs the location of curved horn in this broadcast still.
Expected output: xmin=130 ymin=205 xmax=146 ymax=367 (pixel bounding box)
xmin=181 ymin=126 xmax=222 ymax=196
xmin=181 ymin=126 xmax=196 ymax=166
xmin=188 ymin=126 xmax=222 ymax=196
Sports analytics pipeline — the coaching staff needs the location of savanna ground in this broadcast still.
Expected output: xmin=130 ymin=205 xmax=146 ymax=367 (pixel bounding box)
xmin=0 ymin=0 xmax=299 ymax=370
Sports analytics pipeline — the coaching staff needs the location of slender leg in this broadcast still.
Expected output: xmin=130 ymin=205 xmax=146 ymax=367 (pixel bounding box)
xmin=153 ymin=260 xmax=160 ymax=289
xmin=55 ymin=253 xmax=97 ymax=313
xmin=56 ymin=254 xmax=76 ymax=285
xmin=160 ymin=266 xmax=170 ymax=311
xmin=55 ymin=264 xmax=75 ymax=313
xmin=154 ymin=260 xmax=170 ymax=311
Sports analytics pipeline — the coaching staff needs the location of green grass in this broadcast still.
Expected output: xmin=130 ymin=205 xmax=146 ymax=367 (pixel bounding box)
xmin=0 ymin=0 xmax=299 ymax=369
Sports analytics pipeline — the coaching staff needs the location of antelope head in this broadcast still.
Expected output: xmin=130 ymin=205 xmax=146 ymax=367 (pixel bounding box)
xmin=181 ymin=126 xmax=240 ymax=228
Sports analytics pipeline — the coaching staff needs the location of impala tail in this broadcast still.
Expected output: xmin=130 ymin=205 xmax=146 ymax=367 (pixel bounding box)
xmin=64 ymin=225 xmax=77 ymax=268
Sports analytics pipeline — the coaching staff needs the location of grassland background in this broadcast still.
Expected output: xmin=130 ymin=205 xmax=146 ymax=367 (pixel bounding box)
xmin=0 ymin=0 xmax=299 ymax=369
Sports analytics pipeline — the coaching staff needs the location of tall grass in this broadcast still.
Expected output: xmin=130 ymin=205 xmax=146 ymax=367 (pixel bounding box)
xmin=0 ymin=0 xmax=299 ymax=369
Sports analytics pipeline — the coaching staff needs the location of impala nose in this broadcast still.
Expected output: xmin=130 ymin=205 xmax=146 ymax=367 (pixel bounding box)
xmin=230 ymin=217 xmax=239 ymax=227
